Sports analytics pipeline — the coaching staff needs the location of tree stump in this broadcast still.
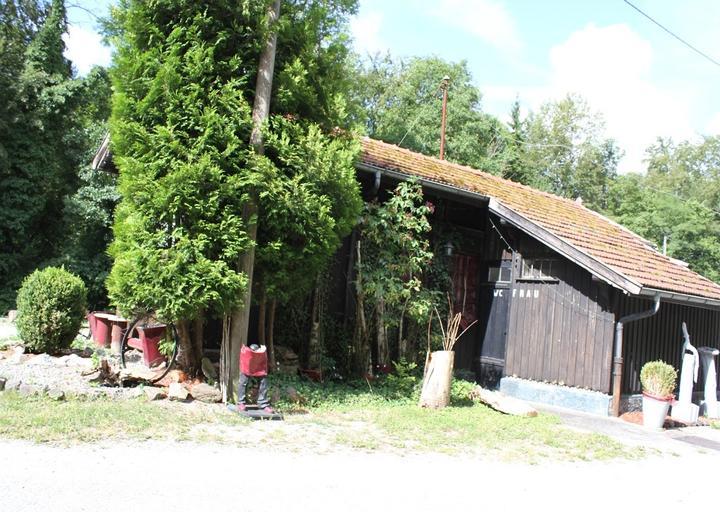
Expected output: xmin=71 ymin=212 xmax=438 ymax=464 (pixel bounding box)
xmin=419 ymin=350 xmax=454 ymax=408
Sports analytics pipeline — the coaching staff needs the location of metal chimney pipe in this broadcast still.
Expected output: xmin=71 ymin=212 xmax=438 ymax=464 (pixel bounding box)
xmin=439 ymin=75 xmax=450 ymax=160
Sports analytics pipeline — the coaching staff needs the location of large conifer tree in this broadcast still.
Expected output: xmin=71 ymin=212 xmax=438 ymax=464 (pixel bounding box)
xmin=108 ymin=0 xmax=361 ymax=381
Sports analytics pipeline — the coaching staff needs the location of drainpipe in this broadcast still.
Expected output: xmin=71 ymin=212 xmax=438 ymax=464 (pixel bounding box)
xmin=611 ymin=295 xmax=660 ymax=417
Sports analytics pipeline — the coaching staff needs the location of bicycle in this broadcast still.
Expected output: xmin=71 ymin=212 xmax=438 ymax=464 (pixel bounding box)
xmin=119 ymin=314 xmax=179 ymax=384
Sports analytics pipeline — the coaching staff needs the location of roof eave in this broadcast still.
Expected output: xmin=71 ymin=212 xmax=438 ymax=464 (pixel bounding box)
xmin=357 ymin=161 xmax=642 ymax=295
xmin=487 ymin=199 xmax=643 ymax=295
xmin=638 ymin=287 xmax=720 ymax=310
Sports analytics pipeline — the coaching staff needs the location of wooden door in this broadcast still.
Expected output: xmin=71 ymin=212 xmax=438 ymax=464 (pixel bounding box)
xmin=475 ymin=259 xmax=512 ymax=388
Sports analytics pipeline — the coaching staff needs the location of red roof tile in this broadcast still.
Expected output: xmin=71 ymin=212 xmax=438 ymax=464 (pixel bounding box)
xmin=360 ymin=137 xmax=720 ymax=302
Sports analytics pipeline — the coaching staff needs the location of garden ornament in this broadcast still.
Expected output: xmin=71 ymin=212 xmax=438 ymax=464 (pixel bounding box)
xmin=698 ymin=346 xmax=720 ymax=419
xmin=671 ymin=322 xmax=699 ymax=423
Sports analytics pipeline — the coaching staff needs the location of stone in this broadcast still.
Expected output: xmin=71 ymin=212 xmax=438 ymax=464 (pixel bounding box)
xmin=5 ymin=378 xmax=21 ymax=391
xmin=56 ymin=354 xmax=92 ymax=368
xmin=47 ymin=388 xmax=65 ymax=401
xmin=201 ymin=357 xmax=217 ymax=383
xmin=190 ymin=382 xmax=221 ymax=403
xmin=9 ymin=346 xmax=25 ymax=364
xmin=25 ymin=354 xmax=53 ymax=366
xmin=7 ymin=310 xmax=17 ymax=322
xmin=168 ymin=382 xmax=189 ymax=401
xmin=125 ymin=388 xmax=144 ymax=399
xmin=19 ymin=383 xmax=42 ymax=397
xmin=144 ymin=386 xmax=167 ymax=401
xmin=284 ymin=386 xmax=305 ymax=404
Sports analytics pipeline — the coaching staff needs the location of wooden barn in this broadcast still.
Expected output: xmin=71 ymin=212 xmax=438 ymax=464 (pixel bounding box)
xmin=356 ymin=138 xmax=720 ymax=416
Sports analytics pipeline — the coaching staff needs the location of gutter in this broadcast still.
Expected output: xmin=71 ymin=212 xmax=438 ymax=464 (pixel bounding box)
xmin=611 ymin=295 xmax=661 ymax=417
xmin=639 ymin=287 xmax=720 ymax=310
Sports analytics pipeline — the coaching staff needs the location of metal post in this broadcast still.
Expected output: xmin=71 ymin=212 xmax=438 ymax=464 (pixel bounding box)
xmin=439 ymin=75 xmax=450 ymax=160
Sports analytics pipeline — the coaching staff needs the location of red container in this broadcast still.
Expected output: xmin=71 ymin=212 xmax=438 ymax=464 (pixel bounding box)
xmin=135 ymin=325 xmax=167 ymax=367
xmin=240 ymin=345 xmax=268 ymax=377
xmin=93 ymin=314 xmax=112 ymax=348
xmin=87 ymin=312 xmax=97 ymax=342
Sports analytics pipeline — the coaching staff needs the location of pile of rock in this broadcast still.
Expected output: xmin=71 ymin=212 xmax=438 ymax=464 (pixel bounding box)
xmin=274 ymin=345 xmax=299 ymax=375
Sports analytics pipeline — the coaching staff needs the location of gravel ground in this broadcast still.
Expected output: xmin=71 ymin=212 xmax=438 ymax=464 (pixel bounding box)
xmin=0 ymin=439 xmax=716 ymax=512
xmin=0 ymin=320 xmax=149 ymax=398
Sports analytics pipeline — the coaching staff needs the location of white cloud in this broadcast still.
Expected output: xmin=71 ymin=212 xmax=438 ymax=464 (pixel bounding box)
xmin=350 ymin=10 xmax=386 ymax=56
xmin=63 ymin=24 xmax=112 ymax=76
xmin=546 ymin=23 xmax=695 ymax=173
xmin=705 ymin=112 xmax=720 ymax=135
xmin=484 ymin=24 xmax=696 ymax=174
xmin=432 ymin=0 xmax=522 ymax=53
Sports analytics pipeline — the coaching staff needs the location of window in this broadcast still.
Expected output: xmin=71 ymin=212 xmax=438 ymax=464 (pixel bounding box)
xmin=520 ymin=258 xmax=558 ymax=281
xmin=487 ymin=261 xmax=512 ymax=283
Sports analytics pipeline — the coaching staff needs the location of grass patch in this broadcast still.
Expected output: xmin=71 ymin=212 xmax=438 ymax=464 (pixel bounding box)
xmin=313 ymin=403 xmax=640 ymax=461
xmin=0 ymin=371 xmax=645 ymax=463
xmin=0 ymin=392 xmax=247 ymax=444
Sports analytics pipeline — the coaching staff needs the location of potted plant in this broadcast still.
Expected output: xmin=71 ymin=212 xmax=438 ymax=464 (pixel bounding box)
xmin=640 ymin=360 xmax=677 ymax=429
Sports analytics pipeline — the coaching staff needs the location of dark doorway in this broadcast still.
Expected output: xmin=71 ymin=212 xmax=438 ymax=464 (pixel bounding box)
xmin=450 ymin=253 xmax=480 ymax=371
xmin=474 ymin=259 xmax=512 ymax=388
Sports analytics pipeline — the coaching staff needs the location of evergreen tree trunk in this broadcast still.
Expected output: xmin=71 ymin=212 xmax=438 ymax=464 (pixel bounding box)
xmin=398 ymin=299 xmax=408 ymax=361
xmin=308 ymin=283 xmax=321 ymax=370
xmin=220 ymin=0 xmax=281 ymax=403
xmin=258 ymin=287 xmax=267 ymax=346
xmin=376 ymin=298 xmax=389 ymax=369
xmin=193 ymin=309 xmax=204 ymax=362
xmin=267 ymin=298 xmax=276 ymax=372
xmin=353 ymin=241 xmax=371 ymax=376
xmin=176 ymin=319 xmax=198 ymax=376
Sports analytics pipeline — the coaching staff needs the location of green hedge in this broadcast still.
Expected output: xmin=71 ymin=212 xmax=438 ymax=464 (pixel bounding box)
xmin=16 ymin=267 xmax=87 ymax=353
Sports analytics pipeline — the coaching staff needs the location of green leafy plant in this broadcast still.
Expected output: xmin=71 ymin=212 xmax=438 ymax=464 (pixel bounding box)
xmin=16 ymin=267 xmax=87 ymax=353
xmin=640 ymin=360 xmax=677 ymax=398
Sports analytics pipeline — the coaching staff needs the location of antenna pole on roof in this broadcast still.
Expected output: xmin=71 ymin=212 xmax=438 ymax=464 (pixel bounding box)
xmin=439 ymin=75 xmax=450 ymax=160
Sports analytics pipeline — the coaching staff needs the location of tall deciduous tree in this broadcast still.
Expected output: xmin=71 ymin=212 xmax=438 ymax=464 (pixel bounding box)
xmin=0 ymin=0 xmax=86 ymax=312
xmin=524 ymin=94 xmax=621 ymax=210
xmin=354 ymin=55 xmax=510 ymax=174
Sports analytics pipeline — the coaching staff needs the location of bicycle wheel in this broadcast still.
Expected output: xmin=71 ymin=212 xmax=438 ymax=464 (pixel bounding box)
xmin=120 ymin=315 xmax=179 ymax=384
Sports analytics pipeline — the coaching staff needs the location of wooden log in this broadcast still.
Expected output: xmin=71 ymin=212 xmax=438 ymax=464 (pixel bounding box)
xmin=419 ymin=350 xmax=454 ymax=409
xmin=471 ymin=385 xmax=538 ymax=417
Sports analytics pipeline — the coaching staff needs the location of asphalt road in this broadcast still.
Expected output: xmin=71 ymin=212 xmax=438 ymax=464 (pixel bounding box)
xmin=0 ymin=439 xmax=715 ymax=512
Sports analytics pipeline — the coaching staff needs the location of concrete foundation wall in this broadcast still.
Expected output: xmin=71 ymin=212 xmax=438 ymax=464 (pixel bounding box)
xmin=500 ymin=377 xmax=612 ymax=416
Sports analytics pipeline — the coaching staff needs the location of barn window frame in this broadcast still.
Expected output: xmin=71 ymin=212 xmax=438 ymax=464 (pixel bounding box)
xmin=518 ymin=258 xmax=559 ymax=282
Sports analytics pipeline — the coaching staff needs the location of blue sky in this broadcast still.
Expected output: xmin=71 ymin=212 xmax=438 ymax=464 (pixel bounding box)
xmin=64 ymin=0 xmax=720 ymax=174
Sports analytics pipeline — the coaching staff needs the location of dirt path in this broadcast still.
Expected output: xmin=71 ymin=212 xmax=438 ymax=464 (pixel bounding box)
xmin=0 ymin=439 xmax=715 ymax=511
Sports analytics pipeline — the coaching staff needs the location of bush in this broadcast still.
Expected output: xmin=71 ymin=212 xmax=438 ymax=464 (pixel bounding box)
xmin=640 ymin=360 xmax=677 ymax=398
xmin=16 ymin=267 xmax=87 ymax=353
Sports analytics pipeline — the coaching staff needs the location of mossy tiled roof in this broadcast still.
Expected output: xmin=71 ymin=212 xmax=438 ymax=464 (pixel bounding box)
xmin=360 ymin=137 xmax=720 ymax=302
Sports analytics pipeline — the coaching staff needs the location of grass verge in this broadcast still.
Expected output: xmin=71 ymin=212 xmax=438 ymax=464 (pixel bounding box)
xmin=1 ymin=390 xmax=643 ymax=462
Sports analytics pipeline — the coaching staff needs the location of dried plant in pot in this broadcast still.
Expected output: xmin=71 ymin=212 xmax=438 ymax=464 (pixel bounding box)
xmin=640 ymin=360 xmax=677 ymax=429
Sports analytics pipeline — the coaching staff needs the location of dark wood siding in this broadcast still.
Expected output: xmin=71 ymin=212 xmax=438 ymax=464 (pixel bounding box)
xmin=618 ymin=296 xmax=720 ymax=394
xmin=504 ymin=232 xmax=615 ymax=393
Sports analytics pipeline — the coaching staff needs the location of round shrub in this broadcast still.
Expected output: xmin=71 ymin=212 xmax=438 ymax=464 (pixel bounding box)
xmin=16 ymin=267 xmax=87 ymax=353
xmin=640 ymin=360 xmax=677 ymax=398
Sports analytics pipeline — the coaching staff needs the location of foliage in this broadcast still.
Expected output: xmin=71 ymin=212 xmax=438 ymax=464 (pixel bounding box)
xmin=49 ymin=69 xmax=117 ymax=309
xmin=606 ymin=174 xmax=720 ymax=283
xmin=107 ymin=0 xmax=362 ymax=324
xmin=106 ymin=0 xmax=267 ymax=320
xmin=523 ymin=94 xmax=621 ymax=210
xmin=640 ymin=360 xmax=677 ymax=398
xmin=255 ymin=118 xmax=361 ymax=304
xmin=353 ymin=55 xmax=510 ymax=173
xmin=359 ymin=181 xmax=434 ymax=323
xmin=15 ymin=266 xmax=87 ymax=353
xmin=0 ymin=0 xmax=89 ymax=312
